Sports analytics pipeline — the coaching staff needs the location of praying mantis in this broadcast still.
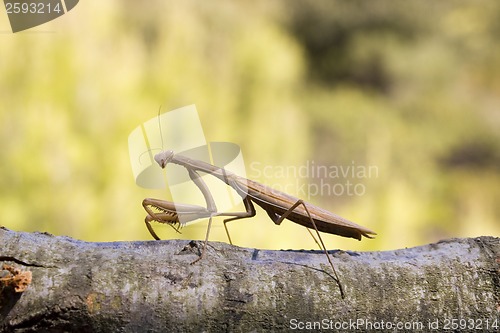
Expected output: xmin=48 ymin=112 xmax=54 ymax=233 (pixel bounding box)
xmin=142 ymin=149 xmax=376 ymax=298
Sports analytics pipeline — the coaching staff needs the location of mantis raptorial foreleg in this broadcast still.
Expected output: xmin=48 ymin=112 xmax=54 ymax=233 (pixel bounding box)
xmin=145 ymin=167 xmax=254 ymax=262
xmin=143 ymin=199 xmax=210 ymax=239
xmin=143 ymin=168 xmax=218 ymax=263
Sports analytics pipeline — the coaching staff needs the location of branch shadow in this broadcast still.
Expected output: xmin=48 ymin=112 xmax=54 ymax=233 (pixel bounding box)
xmin=0 ymin=286 xmax=22 ymax=323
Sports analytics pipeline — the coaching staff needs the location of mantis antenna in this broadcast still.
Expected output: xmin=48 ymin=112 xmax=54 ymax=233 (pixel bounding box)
xmin=137 ymin=105 xmax=164 ymax=166
xmin=157 ymin=105 xmax=164 ymax=151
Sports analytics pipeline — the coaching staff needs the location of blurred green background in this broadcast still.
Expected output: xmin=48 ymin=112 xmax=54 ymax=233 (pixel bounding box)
xmin=1 ymin=0 xmax=499 ymax=252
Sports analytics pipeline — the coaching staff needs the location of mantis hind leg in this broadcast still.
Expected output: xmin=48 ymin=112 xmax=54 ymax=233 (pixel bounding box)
xmin=272 ymin=200 xmax=346 ymax=299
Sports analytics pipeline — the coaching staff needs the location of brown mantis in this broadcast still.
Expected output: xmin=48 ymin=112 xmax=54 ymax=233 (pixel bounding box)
xmin=142 ymin=149 xmax=376 ymax=298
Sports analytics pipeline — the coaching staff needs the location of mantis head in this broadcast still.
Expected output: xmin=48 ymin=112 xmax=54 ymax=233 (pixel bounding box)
xmin=154 ymin=150 xmax=174 ymax=169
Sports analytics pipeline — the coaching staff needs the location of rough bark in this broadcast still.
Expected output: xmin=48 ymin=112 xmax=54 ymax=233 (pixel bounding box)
xmin=0 ymin=227 xmax=498 ymax=332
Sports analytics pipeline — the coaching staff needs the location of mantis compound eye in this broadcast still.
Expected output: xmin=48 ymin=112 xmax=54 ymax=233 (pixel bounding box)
xmin=154 ymin=150 xmax=174 ymax=168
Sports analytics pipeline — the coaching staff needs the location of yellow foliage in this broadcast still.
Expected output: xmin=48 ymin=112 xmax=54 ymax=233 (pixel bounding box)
xmin=0 ymin=1 xmax=498 ymax=252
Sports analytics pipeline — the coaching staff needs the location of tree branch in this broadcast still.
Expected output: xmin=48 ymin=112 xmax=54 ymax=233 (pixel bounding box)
xmin=1 ymin=227 xmax=498 ymax=332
